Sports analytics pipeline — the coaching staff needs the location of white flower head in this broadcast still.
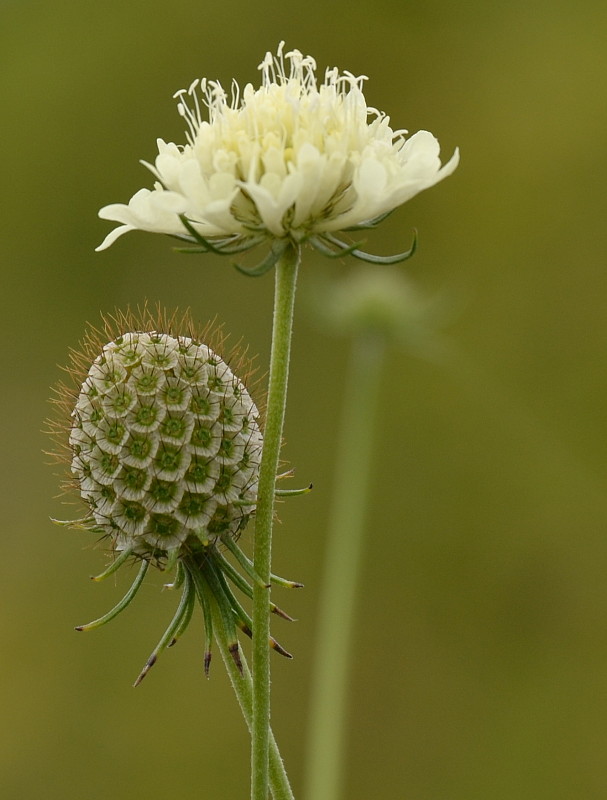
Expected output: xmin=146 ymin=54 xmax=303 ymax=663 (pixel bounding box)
xmin=97 ymin=43 xmax=459 ymax=267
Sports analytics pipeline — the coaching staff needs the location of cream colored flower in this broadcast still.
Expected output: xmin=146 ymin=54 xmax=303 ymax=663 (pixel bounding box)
xmin=97 ymin=43 xmax=458 ymax=266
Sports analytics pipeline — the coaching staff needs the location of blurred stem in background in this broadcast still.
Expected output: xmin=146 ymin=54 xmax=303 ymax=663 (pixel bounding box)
xmin=304 ymin=268 xmax=448 ymax=800
xmin=304 ymin=330 xmax=385 ymax=800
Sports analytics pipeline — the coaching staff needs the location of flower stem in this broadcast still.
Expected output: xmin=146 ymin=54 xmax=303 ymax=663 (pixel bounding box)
xmin=211 ymin=599 xmax=295 ymax=800
xmin=304 ymin=332 xmax=385 ymax=800
xmin=252 ymin=243 xmax=300 ymax=800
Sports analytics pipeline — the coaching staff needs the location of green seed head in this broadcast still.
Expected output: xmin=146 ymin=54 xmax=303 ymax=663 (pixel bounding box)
xmin=47 ymin=308 xmax=304 ymax=687
xmin=60 ymin=310 xmax=262 ymax=557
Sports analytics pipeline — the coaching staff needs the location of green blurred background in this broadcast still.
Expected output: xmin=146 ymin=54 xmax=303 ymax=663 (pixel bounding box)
xmin=3 ymin=0 xmax=607 ymax=797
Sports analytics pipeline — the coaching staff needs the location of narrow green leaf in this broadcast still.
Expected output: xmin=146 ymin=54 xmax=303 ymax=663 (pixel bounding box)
xmin=75 ymin=560 xmax=149 ymax=631
xmin=133 ymin=570 xmax=195 ymax=686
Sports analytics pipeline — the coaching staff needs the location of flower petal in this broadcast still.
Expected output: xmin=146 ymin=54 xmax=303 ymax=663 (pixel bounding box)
xmin=95 ymin=224 xmax=136 ymax=252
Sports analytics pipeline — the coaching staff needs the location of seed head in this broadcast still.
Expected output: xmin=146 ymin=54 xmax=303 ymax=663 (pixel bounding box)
xmin=48 ymin=308 xmax=298 ymax=685
xmin=69 ymin=327 xmax=261 ymax=557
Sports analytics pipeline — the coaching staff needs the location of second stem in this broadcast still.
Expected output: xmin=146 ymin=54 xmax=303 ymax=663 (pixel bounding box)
xmin=304 ymin=331 xmax=385 ymax=800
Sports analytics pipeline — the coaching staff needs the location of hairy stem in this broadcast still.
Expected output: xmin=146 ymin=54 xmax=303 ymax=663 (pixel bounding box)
xmin=252 ymin=243 xmax=300 ymax=800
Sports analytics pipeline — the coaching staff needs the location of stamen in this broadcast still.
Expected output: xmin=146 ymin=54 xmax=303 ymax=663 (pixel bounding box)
xmin=189 ymin=79 xmax=203 ymax=129
xmin=174 ymin=85 xmax=201 ymax=143
xmin=276 ymin=40 xmax=286 ymax=78
xmin=230 ymin=78 xmax=240 ymax=110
